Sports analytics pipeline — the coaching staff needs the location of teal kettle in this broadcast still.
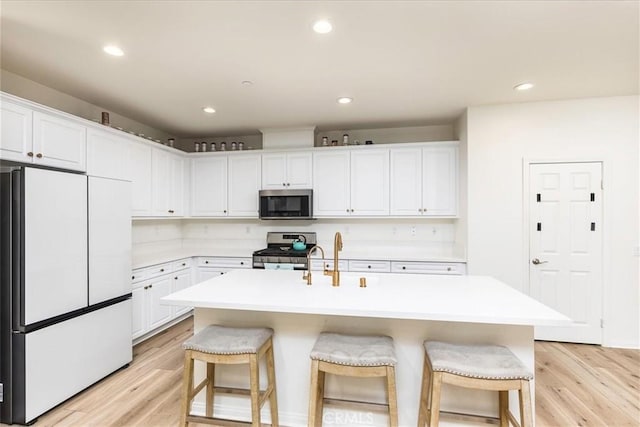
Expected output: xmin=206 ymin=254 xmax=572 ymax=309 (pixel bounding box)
xmin=292 ymin=235 xmax=307 ymax=251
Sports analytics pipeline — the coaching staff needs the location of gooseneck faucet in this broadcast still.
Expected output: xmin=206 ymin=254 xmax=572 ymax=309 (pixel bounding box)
xmin=326 ymin=232 xmax=343 ymax=286
xmin=303 ymin=245 xmax=325 ymax=286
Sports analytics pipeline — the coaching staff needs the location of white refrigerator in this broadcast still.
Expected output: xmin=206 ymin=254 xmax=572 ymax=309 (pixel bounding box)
xmin=0 ymin=166 xmax=132 ymax=425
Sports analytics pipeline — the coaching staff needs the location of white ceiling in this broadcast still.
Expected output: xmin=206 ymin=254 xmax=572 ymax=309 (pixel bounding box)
xmin=1 ymin=1 xmax=638 ymax=137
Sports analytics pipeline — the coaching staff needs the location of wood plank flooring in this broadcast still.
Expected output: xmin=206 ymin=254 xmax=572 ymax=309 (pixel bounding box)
xmin=25 ymin=317 xmax=639 ymax=426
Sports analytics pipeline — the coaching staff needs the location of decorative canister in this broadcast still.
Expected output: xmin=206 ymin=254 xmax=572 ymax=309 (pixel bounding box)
xmin=238 ymin=141 xmax=244 ymax=150
xmin=231 ymin=141 xmax=237 ymax=150
xmin=342 ymin=134 xmax=349 ymax=145
xmin=210 ymin=142 xmax=216 ymax=151
xmin=322 ymin=136 xmax=328 ymax=146
xmin=194 ymin=142 xmax=200 ymax=152
xmin=168 ymin=138 xmax=175 ymax=147
xmin=201 ymin=142 xmax=207 ymax=152
xmin=220 ymin=142 xmax=226 ymax=151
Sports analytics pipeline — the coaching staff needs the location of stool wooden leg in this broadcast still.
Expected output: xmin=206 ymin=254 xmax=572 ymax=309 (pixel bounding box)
xmin=386 ymin=366 xmax=399 ymax=427
xmin=498 ymin=391 xmax=509 ymax=427
xmin=308 ymin=359 xmax=324 ymax=427
xmin=266 ymin=344 xmax=279 ymax=426
xmin=180 ymin=351 xmax=194 ymax=427
xmin=519 ymin=380 xmax=533 ymax=427
xmin=206 ymin=362 xmax=215 ymax=418
xmin=428 ymin=372 xmax=443 ymax=427
xmin=417 ymin=356 xmax=430 ymax=427
xmin=249 ymin=353 xmax=261 ymax=427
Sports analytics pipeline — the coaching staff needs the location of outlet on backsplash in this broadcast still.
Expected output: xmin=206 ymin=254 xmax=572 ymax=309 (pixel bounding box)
xmin=410 ymin=226 xmax=417 ymax=237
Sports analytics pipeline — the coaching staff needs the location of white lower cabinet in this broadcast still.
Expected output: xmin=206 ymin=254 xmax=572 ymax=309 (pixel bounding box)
xmin=390 ymin=261 xmax=466 ymax=275
xmin=131 ymin=260 xmax=193 ymax=341
xmin=196 ymin=256 xmax=252 ymax=283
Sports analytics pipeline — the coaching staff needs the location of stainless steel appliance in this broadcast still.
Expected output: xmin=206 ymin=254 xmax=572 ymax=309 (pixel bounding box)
xmin=252 ymin=232 xmax=317 ymax=270
xmin=0 ymin=166 xmax=132 ymax=425
xmin=258 ymin=189 xmax=313 ymax=220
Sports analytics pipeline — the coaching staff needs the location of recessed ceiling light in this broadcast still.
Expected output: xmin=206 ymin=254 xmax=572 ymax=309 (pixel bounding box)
xmin=241 ymin=80 xmax=254 ymax=86
xmin=103 ymin=45 xmax=124 ymax=56
xmin=313 ymin=20 xmax=333 ymax=34
xmin=514 ymin=82 xmax=534 ymax=91
xmin=337 ymin=97 xmax=353 ymax=104
xmin=203 ymin=107 xmax=216 ymax=114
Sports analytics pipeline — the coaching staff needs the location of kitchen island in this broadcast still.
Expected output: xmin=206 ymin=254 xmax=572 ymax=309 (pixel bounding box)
xmin=163 ymin=269 xmax=570 ymax=426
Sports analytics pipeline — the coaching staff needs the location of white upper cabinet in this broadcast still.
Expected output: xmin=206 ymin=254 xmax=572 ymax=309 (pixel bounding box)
xmin=1 ymin=100 xmax=33 ymax=162
xmin=191 ymin=156 xmax=228 ymax=216
xmin=87 ymin=128 xmax=131 ymax=181
xmin=262 ymin=151 xmax=312 ymax=189
xmin=390 ymin=143 xmax=458 ymax=216
xmin=350 ymin=149 xmax=389 ymax=215
xmin=130 ymin=142 xmax=153 ymax=216
xmin=0 ymin=98 xmax=85 ymax=172
xmin=152 ymin=148 xmax=171 ymax=216
xmin=422 ymin=145 xmax=458 ymax=216
xmin=313 ymin=149 xmax=389 ymax=217
xmin=228 ymin=154 xmax=261 ymax=217
xmin=170 ymin=155 xmax=185 ymax=216
xmin=313 ymin=151 xmax=350 ymax=216
xmin=32 ymin=111 xmax=86 ymax=171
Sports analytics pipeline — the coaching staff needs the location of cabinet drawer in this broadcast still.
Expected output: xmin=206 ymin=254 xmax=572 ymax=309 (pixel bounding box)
xmin=172 ymin=258 xmax=192 ymax=271
xmin=131 ymin=267 xmax=153 ymax=284
xmin=147 ymin=262 xmax=174 ymax=277
xmin=348 ymin=260 xmax=391 ymax=273
xmin=311 ymin=259 xmax=349 ymax=271
xmin=391 ymin=261 xmax=465 ymax=275
xmin=198 ymin=257 xmax=252 ymax=269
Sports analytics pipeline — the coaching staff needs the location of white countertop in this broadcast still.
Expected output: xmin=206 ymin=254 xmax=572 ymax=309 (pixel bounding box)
xmin=132 ymin=248 xmax=466 ymax=269
xmin=162 ymin=269 xmax=571 ymax=327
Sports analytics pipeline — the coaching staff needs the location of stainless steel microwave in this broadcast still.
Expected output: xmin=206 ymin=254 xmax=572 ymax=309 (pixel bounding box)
xmin=259 ymin=189 xmax=313 ymax=220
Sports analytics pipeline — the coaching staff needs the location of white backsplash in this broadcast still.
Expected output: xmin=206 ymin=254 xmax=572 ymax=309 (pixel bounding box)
xmin=133 ymin=218 xmax=463 ymax=260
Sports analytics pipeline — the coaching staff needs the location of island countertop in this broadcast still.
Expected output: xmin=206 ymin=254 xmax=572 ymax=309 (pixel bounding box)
xmin=162 ymin=269 xmax=570 ymax=327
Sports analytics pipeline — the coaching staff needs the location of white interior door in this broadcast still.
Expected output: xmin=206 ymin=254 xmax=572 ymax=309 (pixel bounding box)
xmin=24 ymin=168 xmax=88 ymax=324
xmin=88 ymin=177 xmax=132 ymax=305
xmin=529 ymin=162 xmax=603 ymax=344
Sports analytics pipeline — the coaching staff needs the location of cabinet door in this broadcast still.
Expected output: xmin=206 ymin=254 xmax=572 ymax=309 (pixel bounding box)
xmin=147 ymin=277 xmax=173 ymax=331
xmin=86 ymin=129 xmax=131 ymax=180
xmin=261 ymin=153 xmax=287 ymax=189
xmin=228 ymin=154 xmax=260 ymax=217
xmin=130 ymin=142 xmax=153 ymax=216
xmin=286 ymin=152 xmax=313 ymax=188
xmin=390 ymin=147 xmax=422 ymax=216
xmin=422 ymin=146 xmax=458 ymax=216
xmin=191 ymin=156 xmax=227 ymax=216
xmin=350 ymin=149 xmax=389 ymax=216
xmin=131 ymin=286 xmax=146 ymax=339
xmin=32 ymin=111 xmax=86 ymax=171
xmin=0 ymin=100 xmax=32 ymax=163
xmin=152 ymin=148 xmax=171 ymax=216
xmin=313 ymin=151 xmax=350 ymax=216
xmin=197 ymin=269 xmax=226 ymax=283
xmin=172 ymin=271 xmax=192 ymax=317
xmin=170 ymin=155 xmax=185 ymax=216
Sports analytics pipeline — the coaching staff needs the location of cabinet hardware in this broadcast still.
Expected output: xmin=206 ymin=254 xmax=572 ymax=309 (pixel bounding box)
xmin=36 ymin=153 xmax=43 ymax=158
xmin=143 ymin=285 xmax=148 ymax=290
xmin=346 ymin=209 xmax=349 ymax=213
xmin=149 ymin=284 xmax=153 ymax=288
xmin=531 ymin=258 xmax=548 ymax=265
xmin=132 ymin=275 xmax=135 ymax=280
xmin=168 ymin=209 xmax=174 ymax=214
xmin=27 ymin=152 xmax=34 ymax=157
xmin=367 ymin=265 xmax=371 ymax=269
xmin=350 ymin=209 xmax=354 ymax=213
xmin=205 ymin=260 xmax=209 ymax=264
xmin=591 ymin=222 xmax=596 ymax=231
xmin=224 ymin=210 xmax=227 ymax=213
xmin=174 ymin=277 xmax=178 ymax=280
xmin=590 ymin=193 xmax=595 ymax=202
xmin=537 ymin=222 xmax=542 ymax=231
xmin=402 ymin=266 xmax=406 ymax=270
xmin=182 ymin=263 xmax=186 ymax=266
xmin=286 ymin=183 xmax=290 ymax=186
xmin=536 ymin=193 xmax=541 ymax=202
xmin=240 ymin=261 xmax=244 ymax=265
xmin=160 ymin=268 xmax=164 ymax=272
xmin=447 ymin=267 xmax=451 ymax=271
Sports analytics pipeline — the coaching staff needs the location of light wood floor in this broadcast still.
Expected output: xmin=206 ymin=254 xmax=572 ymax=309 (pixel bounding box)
xmin=27 ymin=317 xmax=639 ymax=427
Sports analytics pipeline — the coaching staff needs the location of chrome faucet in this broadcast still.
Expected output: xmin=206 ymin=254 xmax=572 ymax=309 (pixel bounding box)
xmin=325 ymin=232 xmax=343 ymax=286
xmin=303 ymin=245 xmax=325 ymax=285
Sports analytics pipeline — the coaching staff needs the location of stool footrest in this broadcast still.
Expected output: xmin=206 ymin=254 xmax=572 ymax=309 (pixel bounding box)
xmin=186 ymin=414 xmax=260 ymax=426
xmin=323 ymin=397 xmax=391 ymax=413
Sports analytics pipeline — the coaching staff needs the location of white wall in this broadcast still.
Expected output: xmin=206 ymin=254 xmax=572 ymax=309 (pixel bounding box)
xmin=1 ymin=69 xmax=171 ymax=142
xmin=132 ymin=220 xmax=183 ymax=256
xmin=466 ymin=96 xmax=639 ymax=348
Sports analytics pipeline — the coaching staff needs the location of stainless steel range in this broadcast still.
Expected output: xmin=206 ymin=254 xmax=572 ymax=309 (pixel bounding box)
xmin=252 ymin=232 xmax=317 ymax=270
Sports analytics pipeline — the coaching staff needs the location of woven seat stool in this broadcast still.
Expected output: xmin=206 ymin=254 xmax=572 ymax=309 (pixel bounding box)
xmin=180 ymin=325 xmax=278 ymax=427
xmin=308 ymin=332 xmax=398 ymax=427
xmin=418 ymin=341 xmax=533 ymax=427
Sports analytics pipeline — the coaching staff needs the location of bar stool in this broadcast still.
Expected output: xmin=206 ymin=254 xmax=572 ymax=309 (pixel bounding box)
xmin=180 ymin=325 xmax=278 ymax=427
xmin=418 ymin=341 xmax=533 ymax=427
xmin=308 ymin=332 xmax=399 ymax=427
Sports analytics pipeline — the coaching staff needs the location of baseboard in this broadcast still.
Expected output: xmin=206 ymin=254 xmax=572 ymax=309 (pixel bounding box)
xmin=133 ymin=311 xmax=193 ymax=346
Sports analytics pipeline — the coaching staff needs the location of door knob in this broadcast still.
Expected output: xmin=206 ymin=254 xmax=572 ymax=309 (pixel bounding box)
xmin=532 ymin=258 xmax=548 ymax=265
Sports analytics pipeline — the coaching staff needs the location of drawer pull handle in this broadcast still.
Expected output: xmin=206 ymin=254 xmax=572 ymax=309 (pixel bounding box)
xmin=205 ymin=261 xmax=209 ymax=264
xmin=149 ymin=284 xmax=153 ymax=288
xmin=182 ymin=263 xmax=186 ymax=266
xmin=240 ymin=261 xmax=244 ymax=265
xmin=447 ymin=267 xmax=452 ymax=271
xmin=367 ymin=265 xmax=371 ymax=269
xmin=36 ymin=153 xmax=43 ymax=158
xmin=27 ymin=152 xmax=34 ymax=157
xmin=160 ymin=268 xmax=164 ymax=272
xmin=402 ymin=266 xmax=406 ymax=270
xmin=143 ymin=285 xmax=148 ymax=290
xmin=132 ymin=275 xmax=135 ymax=280
xmin=174 ymin=277 xmax=178 ymax=280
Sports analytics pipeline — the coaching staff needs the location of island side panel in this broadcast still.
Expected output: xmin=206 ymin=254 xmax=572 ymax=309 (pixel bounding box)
xmin=190 ymin=308 xmax=535 ymax=427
